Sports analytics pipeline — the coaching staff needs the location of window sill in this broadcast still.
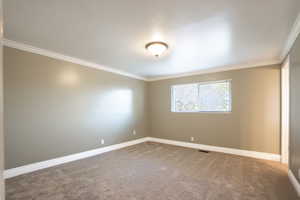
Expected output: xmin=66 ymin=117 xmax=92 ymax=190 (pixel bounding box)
xmin=171 ymin=111 xmax=232 ymax=114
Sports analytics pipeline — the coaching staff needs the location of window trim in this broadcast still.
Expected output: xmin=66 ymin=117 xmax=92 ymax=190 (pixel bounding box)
xmin=171 ymin=79 xmax=232 ymax=113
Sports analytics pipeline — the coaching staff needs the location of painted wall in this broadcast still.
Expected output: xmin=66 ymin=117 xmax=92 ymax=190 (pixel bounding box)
xmin=4 ymin=47 xmax=148 ymax=169
xmin=290 ymin=34 xmax=300 ymax=182
xmin=149 ymin=65 xmax=281 ymax=154
xmin=0 ymin=44 xmax=3 ymax=199
xmin=0 ymin=0 xmax=4 ymax=198
xmin=3 ymin=44 xmax=282 ymax=171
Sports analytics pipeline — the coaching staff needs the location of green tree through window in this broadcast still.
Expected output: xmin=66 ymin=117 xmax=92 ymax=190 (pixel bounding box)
xmin=171 ymin=80 xmax=231 ymax=112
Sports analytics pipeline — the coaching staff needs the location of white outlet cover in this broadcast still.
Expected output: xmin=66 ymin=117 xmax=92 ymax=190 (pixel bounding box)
xmin=101 ymin=139 xmax=105 ymax=144
xmin=190 ymin=137 xmax=194 ymax=142
xmin=133 ymin=130 xmax=136 ymax=135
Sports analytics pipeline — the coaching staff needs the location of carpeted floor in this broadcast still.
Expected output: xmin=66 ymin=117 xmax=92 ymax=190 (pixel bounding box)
xmin=5 ymin=142 xmax=299 ymax=200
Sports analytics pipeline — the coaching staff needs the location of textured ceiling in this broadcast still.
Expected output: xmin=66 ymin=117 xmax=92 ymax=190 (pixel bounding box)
xmin=3 ymin=0 xmax=300 ymax=79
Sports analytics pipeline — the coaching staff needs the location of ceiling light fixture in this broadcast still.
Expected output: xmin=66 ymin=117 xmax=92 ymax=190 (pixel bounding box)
xmin=145 ymin=41 xmax=168 ymax=57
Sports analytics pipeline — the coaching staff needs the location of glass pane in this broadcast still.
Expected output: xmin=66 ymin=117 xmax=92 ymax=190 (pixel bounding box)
xmin=172 ymin=84 xmax=199 ymax=112
xmin=198 ymin=81 xmax=231 ymax=112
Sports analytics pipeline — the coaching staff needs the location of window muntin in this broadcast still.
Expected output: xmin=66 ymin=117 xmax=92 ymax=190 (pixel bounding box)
xmin=171 ymin=80 xmax=231 ymax=113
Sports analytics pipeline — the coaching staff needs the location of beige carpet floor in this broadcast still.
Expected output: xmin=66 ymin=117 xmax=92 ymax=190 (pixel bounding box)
xmin=5 ymin=142 xmax=299 ymax=200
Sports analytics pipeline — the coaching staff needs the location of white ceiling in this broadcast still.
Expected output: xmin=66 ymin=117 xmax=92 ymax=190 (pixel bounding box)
xmin=4 ymin=0 xmax=300 ymax=79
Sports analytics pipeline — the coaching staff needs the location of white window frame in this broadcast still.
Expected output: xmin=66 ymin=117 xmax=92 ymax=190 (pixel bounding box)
xmin=171 ymin=79 xmax=232 ymax=113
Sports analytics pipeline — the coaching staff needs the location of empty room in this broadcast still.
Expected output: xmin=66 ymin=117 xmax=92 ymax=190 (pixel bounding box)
xmin=0 ymin=0 xmax=300 ymax=199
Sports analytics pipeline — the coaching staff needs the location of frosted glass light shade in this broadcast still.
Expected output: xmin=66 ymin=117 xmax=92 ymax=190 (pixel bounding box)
xmin=145 ymin=41 xmax=168 ymax=57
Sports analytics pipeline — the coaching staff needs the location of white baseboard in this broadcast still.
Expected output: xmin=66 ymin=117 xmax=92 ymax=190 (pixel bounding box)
xmin=288 ymin=170 xmax=300 ymax=197
xmin=4 ymin=137 xmax=148 ymax=179
xmin=4 ymin=136 xmax=281 ymax=179
xmin=147 ymin=137 xmax=281 ymax=161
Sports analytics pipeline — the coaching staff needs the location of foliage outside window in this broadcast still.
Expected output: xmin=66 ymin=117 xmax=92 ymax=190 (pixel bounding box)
xmin=171 ymin=80 xmax=231 ymax=112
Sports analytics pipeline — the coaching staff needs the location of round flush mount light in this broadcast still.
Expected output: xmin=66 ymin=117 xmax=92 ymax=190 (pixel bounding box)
xmin=145 ymin=41 xmax=168 ymax=57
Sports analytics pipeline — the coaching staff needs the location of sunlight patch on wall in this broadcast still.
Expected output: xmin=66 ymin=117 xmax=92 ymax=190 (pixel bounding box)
xmin=103 ymin=89 xmax=133 ymax=115
xmin=59 ymin=70 xmax=79 ymax=86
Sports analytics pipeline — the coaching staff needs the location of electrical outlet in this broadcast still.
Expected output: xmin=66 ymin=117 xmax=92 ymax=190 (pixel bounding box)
xmin=190 ymin=137 xmax=195 ymax=142
xmin=101 ymin=139 xmax=105 ymax=145
xmin=133 ymin=130 xmax=136 ymax=135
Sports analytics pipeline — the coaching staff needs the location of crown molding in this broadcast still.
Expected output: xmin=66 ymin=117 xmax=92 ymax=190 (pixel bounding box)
xmin=3 ymin=39 xmax=147 ymax=81
xmin=280 ymin=12 xmax=300 ymax=62
xmin=146 ymin=60 xmax=281 ymax=81
xmin=4 ymin=39 xmax=282 ymax=82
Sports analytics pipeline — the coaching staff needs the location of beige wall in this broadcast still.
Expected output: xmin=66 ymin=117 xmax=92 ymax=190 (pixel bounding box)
xmin=4 ymin=45 xmax=282 ymax=171
xmin=289 ymin=34 xmax=300 ymax=182
xmin=4 ymin=47 xmax=148 ymax=169
xmin=149 ymin=65 xmax=281 ymax=154
xmin=0 ymin=0 xmax=4 ymax=198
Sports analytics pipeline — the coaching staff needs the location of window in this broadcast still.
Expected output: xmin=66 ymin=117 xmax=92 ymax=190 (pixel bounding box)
xmin=171 ymin=80 xmax=231 ymax=112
